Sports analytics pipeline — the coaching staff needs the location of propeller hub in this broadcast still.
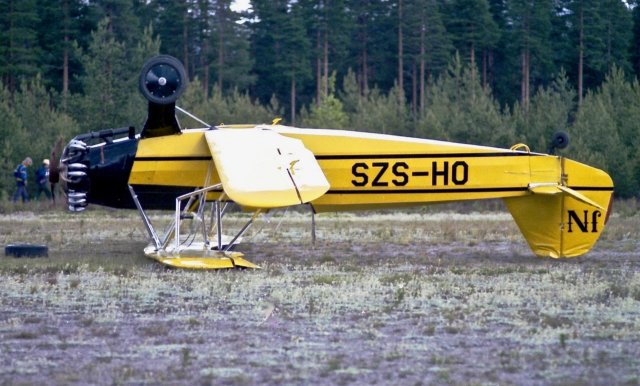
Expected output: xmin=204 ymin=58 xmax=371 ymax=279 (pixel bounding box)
xmin=139 ymin=55 xmax=187 ymax=105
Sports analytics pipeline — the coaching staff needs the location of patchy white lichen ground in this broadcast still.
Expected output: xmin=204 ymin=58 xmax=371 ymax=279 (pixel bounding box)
xmin=1 ymin=202 xmax=639 ymax=385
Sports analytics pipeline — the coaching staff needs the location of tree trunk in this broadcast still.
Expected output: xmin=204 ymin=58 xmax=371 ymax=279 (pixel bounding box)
xmin=470 ymin=43 xmax=475 ymax=72
xmin=201 ymin=0 xmax=210 ymax=98
xmin=316 ymin=30 xmax=321 ymax=106
xmin=525 ymin=50 xmax=530 ymax=107
xmin=202 ymin=38 xmax=209 ymax=98
xmin=482 ymin=49 xmax=488 ymax=90
xmin=217 ymin=24 xmax=224 ymax=90
xmin=63 ymin=40 xmax=69 ymax=97
xmin=411 ymin=61 xmax=417 ymax=119
xmin=323 ymin=32 xmax=329 ymax=97
xmin=578 ymin=2 xmax=584 ymax=107
xmin=361 ymin=41 xmax=369 ymax=95
xmin=62 ymin=0 xmax=69 ymax=97
xmin=183 ymin=9 xmax=189 ymax=79
xmin=521 ymin=51 xmax=530 ymax=109
xmin=291 ymin=74 xmax=296 ymax=125
xmin=419 ymin=11 xmax=425 ymax=117
xmin=397 ymin=0 xmax=404 ymax=93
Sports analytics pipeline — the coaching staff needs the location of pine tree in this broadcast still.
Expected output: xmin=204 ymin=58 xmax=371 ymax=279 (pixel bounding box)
xmin=152 ymin=0 xmax=192 ymax=78
xmin=566 ymin=0 xmax=606 ymax=106
xmin=12 ymin=76 xmax=79 ymax=169
xmin=210 ymin=0 xmax=255 ymax=92
xmin=0 ymin=0 xmax=41 ymax=92
xmin=300 ymin=72 xmax=348 ymax=129
xmin=444 ymin=0 xmax=498 ymax=75
xmin=509 ymin=71 xmax=576 ymax=152
xmin=347 ymin=0 xmax=370 ymax=94
xmin=251 ymin=0 xmax=311 ymax=124
xmin=35 ymin=0 xmax=94 ymax=97
xmin=73 ymin=19 xmax=159 ymax=132
xmin=92 ymin=0 xmax=144 ymax=48
xmin=0 ymin=84 xmax=25 ymax=197
xmin=418 ymin=55 xmax=510 ymax=146
xmin=299 ymin=0 xmax=350 ymax=105
xmin=404 ymin=0 xmax=452 ymax=117
xmin=339 ymin=0 xmax=398 ymax=94
xmin=599 ymin=0 xmax=633 ymax=75
xmin=506 ymin=0 xmax=553 ymax=109
xmin=633 ymin=0 xmax=640 ymax=78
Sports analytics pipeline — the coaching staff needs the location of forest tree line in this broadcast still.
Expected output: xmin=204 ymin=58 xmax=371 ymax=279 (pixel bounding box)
xmin=0 ymin=0 xmax=639 ymax=199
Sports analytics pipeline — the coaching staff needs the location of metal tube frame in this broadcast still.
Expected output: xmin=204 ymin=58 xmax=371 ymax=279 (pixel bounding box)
xmin=174 ymin=184 xmax=223 ymax=252
xmin=129 ymin=183 xmax=261 ymax=257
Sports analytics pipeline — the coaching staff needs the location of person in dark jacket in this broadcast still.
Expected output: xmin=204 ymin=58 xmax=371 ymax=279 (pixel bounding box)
xmin=34 ymin=159 xmax=52 ymax=200
xmin=12 ymin=157 xmax=32 ymax=203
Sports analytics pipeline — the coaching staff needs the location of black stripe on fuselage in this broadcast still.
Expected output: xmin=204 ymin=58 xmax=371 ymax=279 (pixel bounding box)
xmin=134 ymin=152 xmax=539 ymax=162
xmin=327 ymin=187 xmax=528 ymax=194
xmin=314 ymin=152 xmax=541 ymax=160
xmin=325 ymin=185 xmax=614 ymax=195
xmin=135 ymin=156 xmax=212 ymax=161
xmin=570 ymin=186 xmax=615 ymax=191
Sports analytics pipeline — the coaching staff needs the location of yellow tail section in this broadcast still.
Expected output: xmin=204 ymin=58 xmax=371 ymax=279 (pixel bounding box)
xmin=504 ymin=158 xmax=614 ymax=258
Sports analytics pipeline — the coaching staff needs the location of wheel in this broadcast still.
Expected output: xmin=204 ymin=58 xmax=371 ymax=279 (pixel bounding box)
xmin=139 ymin=55 xmax=186 ymax=105
xmin=551 ymin=131 xmax=570 ymax=150
xmin=5 ymin=244 xmax=48 ymax=258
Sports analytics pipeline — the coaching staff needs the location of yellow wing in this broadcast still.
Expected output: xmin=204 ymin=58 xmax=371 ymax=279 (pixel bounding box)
xmin=204 ymin=128 xmax=330 ymax=208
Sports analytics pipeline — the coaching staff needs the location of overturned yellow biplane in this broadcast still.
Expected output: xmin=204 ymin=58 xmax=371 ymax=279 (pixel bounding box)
xmin=50 ymin=55 xmax=614 ymax=269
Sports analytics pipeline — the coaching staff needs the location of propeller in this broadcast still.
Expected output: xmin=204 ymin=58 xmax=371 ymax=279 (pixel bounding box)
xmin=49 ymin=137 xmax=64 ymax=203
xmin=139 ymin=55 xmax=186 ymax=105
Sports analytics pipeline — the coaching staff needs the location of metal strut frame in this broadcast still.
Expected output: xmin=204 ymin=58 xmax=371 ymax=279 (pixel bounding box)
xmin=128 ymin=184 xmax=261 ymax=257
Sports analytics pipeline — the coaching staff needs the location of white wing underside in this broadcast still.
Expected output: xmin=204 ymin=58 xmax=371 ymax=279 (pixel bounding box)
xmin=204 ymin=129 xmax=330 ymax=208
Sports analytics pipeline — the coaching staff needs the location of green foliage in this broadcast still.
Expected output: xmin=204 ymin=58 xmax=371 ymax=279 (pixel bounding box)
xmin=510 ymin=70 xmax=576 ymax=152
xmin=444 ymin=0 xmax=498 ymax=63
xmin=300 ymin=73 xmax=349 ymax=129
xmin=179 ymin=78 xmax=280 ymax=127
xmin=418 ymin=56 xmax=511 ymax=146
xmin=12 ymin=76 xmax=79 ymax=156
xmin=71 ymin=20 xmax=159 ymax=132
xmin=251 ymin=0 xmax=312 ymax=107
xmin=569 ymin=67 xmax=640 ymax=197
xmin=0 ymin=78 xmax=77 ymax=198
xmin=0 ymin=0 xmax=41 ymax=91
xmin=343 ymin=83 xmax=408 ymax=135
xmin=0 ymin=85 xmax=25 ymax=198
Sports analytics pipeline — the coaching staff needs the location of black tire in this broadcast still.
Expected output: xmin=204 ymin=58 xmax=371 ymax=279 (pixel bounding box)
xmin=551 ymin=131 xmax=570 ymax=150
xmin=5 ymin=244 xmax=49 ymax=258
xmin=139 ymin=55 xmax=186 ymax=105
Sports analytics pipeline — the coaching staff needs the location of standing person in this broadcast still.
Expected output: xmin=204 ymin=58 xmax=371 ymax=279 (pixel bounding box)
xmin=34 ymin=159 xmax=52 ymax=200
xmin=13 ymin=157 xmax=32 ymax=203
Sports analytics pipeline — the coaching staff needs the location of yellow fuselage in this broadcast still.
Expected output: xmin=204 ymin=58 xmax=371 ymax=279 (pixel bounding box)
xmin=129 ymin=125 xmax=607 ymax=211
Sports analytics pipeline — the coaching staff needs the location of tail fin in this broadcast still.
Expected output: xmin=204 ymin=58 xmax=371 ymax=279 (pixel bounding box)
xmin=504 ymin=158 xmax=614 ymax=258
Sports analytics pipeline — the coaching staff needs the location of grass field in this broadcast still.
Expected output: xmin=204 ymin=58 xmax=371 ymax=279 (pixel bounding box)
xmin=1 ymin=200 xmax=639 ymax=385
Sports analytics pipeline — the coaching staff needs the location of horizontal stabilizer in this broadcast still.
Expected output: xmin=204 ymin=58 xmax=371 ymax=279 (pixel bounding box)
xmin=528 ymin=183 xmax=604 ymax=210
xmin=205 ymin=128 xmax=330 ymax=208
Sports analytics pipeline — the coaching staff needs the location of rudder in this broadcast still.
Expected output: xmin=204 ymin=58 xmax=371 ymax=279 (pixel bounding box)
xmin=504 ymin=158 xmax=614 ymax=258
